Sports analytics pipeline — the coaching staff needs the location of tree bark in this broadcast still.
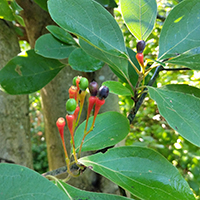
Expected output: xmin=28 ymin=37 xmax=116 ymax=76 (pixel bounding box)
xmin=0 ymin=20 xmax=32 ymax=168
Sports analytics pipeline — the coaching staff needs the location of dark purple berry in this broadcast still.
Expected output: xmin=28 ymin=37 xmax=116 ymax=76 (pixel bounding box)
xmin=98 ymin=86 xmax=109 ymax=100
xmin=89 ymin=81 xmax=98 ymax=96
xmin=136 ymin=40 xmax=146 ymax=53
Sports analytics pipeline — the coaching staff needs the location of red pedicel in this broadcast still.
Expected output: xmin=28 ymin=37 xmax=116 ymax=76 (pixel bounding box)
xmin=94 ymin=98 xmax=105 ymax=118
xmin=66 ymin=114 xmax=75 ymax=137
xmin=73 ymin=106 xmax=80 ymax=121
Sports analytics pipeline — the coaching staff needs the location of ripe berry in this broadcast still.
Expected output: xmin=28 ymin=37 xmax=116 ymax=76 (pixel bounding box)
xmin=136 ymin=53 xmax=144 ymax=67
xmin=98 ymin=86 xmax=109 ymax=100
xmin=136 ymin=40 xmax=146 ymax=53
xmin=89 ymin=81 xmax=98 ymax=96
xmin=79 ymin=77 xmax=89 ymax=91
xmin=66 ymin=98 xmax=77 ymax=114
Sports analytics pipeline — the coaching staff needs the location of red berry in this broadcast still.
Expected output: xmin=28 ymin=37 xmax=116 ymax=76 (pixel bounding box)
xmin=56 ymin=117 xmax=65 ymax=140
xmin=136 ymin=53 xmax=144 ymax=67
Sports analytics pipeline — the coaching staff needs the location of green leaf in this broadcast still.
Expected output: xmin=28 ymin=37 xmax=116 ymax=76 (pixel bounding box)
xmin=127 ymin=47 xmax=140 ymax=87
xmin=102 ymin=81 xmax=132 ymax=96
xmin=68 ymin=48 xmax=104 ymax=72
xmin=0 ymin=0 xmax=15 ymax=21
xmin=120 ymin=0 xmax=157 ymax=40
xmin=56 ymin=180 xmax=131 ymax=200
xmin=48 ymin=0 xmax=128 ymax=58
xmin=79 ymin=146 xmax=195 ymax=200
xmin=0 ymin=50 xmax=64 ymax=94
xmin=158 ymin=0 xmax=200 ymax=60
xmin=35 ymin=33 xmax=77 ymax=59
xmin=148 ymin=84 xmax=200 ymax=147
xmin=46 ymin=25 xmax=77 ymax=45
xmin=0 ymin=163 xmax=69 ymax=200
xmin=74 ymin=111 xmax=130 ymax=152
xmin=79 ymin=39 xmax=129 ymax=81
xmin=167 ymin=47 xmax=200 ymax=70
xmin=33 ymin=0 xmax=48 ymax=11
xmin=95 ymin=0 xmax=110 ymax=7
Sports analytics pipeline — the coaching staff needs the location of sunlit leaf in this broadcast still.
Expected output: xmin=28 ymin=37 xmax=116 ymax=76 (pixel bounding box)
xmin=148 ymin=84 xmax=200 ymax=147
xmin=46 ymin=25 xmax=77 ymax=45
xmin=79 ymin=146 xmax=195 ymax=200
xmin=0 ymin=50 xmax=64 ymax=94
xmin=0 ymin=0 xmax=15 ymax=21
xmin=56 ymin=180 xmax=131 ymax=200
xmin=35 ymin=34 xmax=77 ymax=59
xmin=102 ymin=81 xmax=132 ymax=96
xmin=48 ymin=0 xmax=128 ymax=58
xmin=159 ymin=0 xmax=200 ymax=62
xmin=68 ymin=48 xmax=104 ymax=72
xmin=74 ymin=112 xmax=130 ymax=152
xmin=0 ymin=163 xmax=69 ymax=200
xmin=120 ymin=0 xmax=157 ymax=40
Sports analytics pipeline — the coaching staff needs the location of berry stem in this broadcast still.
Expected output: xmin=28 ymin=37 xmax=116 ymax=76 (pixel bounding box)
xmin=79 ymin=98 xmax=105 ymax=157
xmin=76 ymin=91 xmax=86 ymax=127
xmin=66 ymin=115 xmax=78 ymax=163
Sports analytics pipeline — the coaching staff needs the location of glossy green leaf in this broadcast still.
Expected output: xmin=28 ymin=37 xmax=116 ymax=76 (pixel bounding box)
xmin=69 ymin=48 xmax=104 ymax=72
xmin=167 ymin=47 xmax=200 ymax=70
xmin=56 ymin=180 xmax=131 ymax=200
xmin=79 ymin=39 xmax=129 ymax=82
xmin=46 ymin=25 xmax=77 ymax=45
xmin=148 ymin=84 xmax=200 ymax=147
xmin=79 ymin=146 xmax=195 ymax=200
xmin=0 ymin=0 xmax=15 ymax=21
xmin=0 ymin=163 xmax=69 ymax=200
xmin=35 ymin=33 xmax=77 ymax=59
xmin=95 ymin=0 xmax=109 ymax=7
xmin=158 ymin=0 xmax=200 ymax=61
xmin=127 ymin=47 xmax=140 ymax=87
xmin=120 ymin=0 xmax=157 ymax=40
xmin=33 ymin=0 xmax=48 ymax=11
xmin=0 ymin=50 xmax=64 ymax=94
xmin=74 ymin=111 xmax=129 ymax=152
xmin=48 ymin=0 xmax=128 ymax=58
xmin=102 ymin=81 xmax=132 ymax=96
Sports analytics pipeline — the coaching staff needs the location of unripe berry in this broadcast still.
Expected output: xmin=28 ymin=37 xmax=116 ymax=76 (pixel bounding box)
xmin=79 ymin=77 xmax=89 ymax=91
xmin=72 ymin=76 xmax=78 ymax=86
xmin=89 ymin=81 xmax=98 ymax=96
xmin=66 ymin=98 xmax=77 ymax=114
xmin=136 ymin=40 xmax=146 ymax=53
xmin=98 ymin=86 xmax=109 ymax=100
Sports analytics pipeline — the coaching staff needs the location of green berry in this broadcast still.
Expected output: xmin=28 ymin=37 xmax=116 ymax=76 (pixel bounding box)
xmin=72 ymin=76 xmax=78 ymax=86
xmin=79 ymin=77 xmax=89 ymax=91
xmin=66 ymin=98 xmax=77 ymax=114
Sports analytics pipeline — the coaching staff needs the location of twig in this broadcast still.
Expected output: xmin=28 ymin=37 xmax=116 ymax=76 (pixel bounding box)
xmin=128 ymin=65 xmax=164 ymax=124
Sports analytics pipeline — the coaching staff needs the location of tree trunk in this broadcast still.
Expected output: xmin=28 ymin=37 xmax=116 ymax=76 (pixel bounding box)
xmin=0 ymin=20 xmax=32 ymax=168
xmin=17 ymin=1 xmax=121 ymax=194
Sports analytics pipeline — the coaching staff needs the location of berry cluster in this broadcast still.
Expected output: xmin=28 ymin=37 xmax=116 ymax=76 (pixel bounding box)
xmin=56 ymin=76 xmax=109 ymax=169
